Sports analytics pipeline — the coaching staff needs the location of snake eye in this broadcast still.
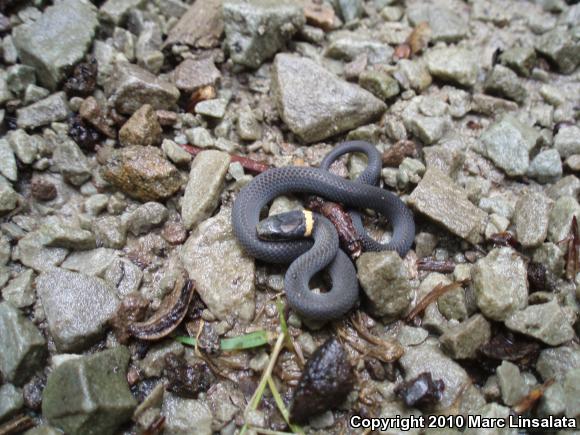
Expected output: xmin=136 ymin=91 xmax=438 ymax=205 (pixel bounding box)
xmin=256 ymin=210 xmax=309 ymax=241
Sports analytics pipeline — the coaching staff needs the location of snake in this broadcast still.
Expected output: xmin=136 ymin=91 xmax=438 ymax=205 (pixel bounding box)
xmin=232 ymin=141 xmax=415 ymax=321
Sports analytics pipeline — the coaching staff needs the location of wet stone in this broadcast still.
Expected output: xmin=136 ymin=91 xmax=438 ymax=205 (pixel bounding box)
xmin=101 ymin=145 xmax=183 ymax=202
xmin=0 ymin=302 xmax=46 ymax=386
xmin=555 ymin=125 xmax=580 ymax=159
xmin=223 ymin=0 xmax=305 ymax=69
xmin=173 ymin=57 xmax=221 ymax=92
xmin=36 ymin=269 xmax=120 ymax=351
xmin=16 ymin=92 xmax=70 ymax=130
xmin=548 ymin=196 xmax=580 ymax=244
xmin=535 ymin=26 xmax=580 ymax=74
xmin=528 ymin=149 xmax=563 ymax=183
xmin=0 ymin=383 xmax=23 ymax=421
xmin=181 ymin=207 xmax=255 ymax=321
xmin=514 ymin=192 xmax=552 ymax=247
xmin=440 ymin=314 xmax=491 ymax=360
xmin=105 ymin=62 xmax=180 ymax=115
xmin=356 ymin=251 xmax=412 ymax=318
xmin=537 ymin=346 xmax=580 ymax=383
xmin=407 ymin=4 xmax=468 ymax=43
xmin=42 ymin=347 xmax=137 ymax=435
xmin=290 ymin=337 xmax=354 ymax=423
xmin=479 ymin=114 xmax=539 ymax=177
xmin=472 ymin=247 xmax=528 ymax=321
xmin=125 ymin=202 xmax=168 ymax=236
xmin=12 ymin=0 xmax=98 ymax=90
xmin=119 ymin=104 xmax=162 ymax=147
xmin=409 ymin=168 xmax=487 ymax=244
xmin=483 ymin=65 xmax=527 ymax=103
xmin=272 ymin=53 xmax=386 ymax=143
xmin=181 ymin=150 xmax=230 ymax=230
xmin=425 ymin=47 xmax=478 ymax=87
xmin=496 ymin=361 xmax=526 ymax=407
xmin=505 ymin=299 xmax=575 ymax=346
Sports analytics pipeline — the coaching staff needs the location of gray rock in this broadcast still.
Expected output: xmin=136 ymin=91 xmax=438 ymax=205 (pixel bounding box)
xmin=425 ymin=47 xmax=478 ymax=87
xmin=223 ymin=0 xmax=305 ymax=69
xmin=548 ymin=196 xmax=580 ymax=244
xmin=479 ymin=114 xmax=539 ymax=177
xmin=162 ymin=392 xmax=213 ymax=435
xmin=399 ymin=340 xmax=483 ymax=411
xmin=555 ymin=125 xmax=580 ymax=158
xmin=24 ymin=84 xmax=50 ymax=105
xmin=182 ymin=150 xmax=230 ymax=230
xmin=0 ymin=138 xmax=17 ymax=182
xmin=397 ymin=325 xmax=429 ymax=346
xmin=173 ymin=57 xmax=221 ymax=92
xmin=272 ymin=53 xmax=386 ymax=143
xmin=16 ymin=92 xmax=70 ymax=129
xmin=92 ymin=216 xmax=127 ymax=249
xmin=414 ymin=232 xmax=437 ymax=258
xmin=471 ymin=93 xmax=518 ymax=115
xmin=528 ymin=149 xmax=563 ymax=183
xmin=409 ymin=168 xmax=488 ymax=244
xmin=13 ymin=229 xmax=68 ymax=273
xmin=473 ymin=247 xmax=528 ymax=321
xmin=164 ymin=0 xmax=223 ymax=48
xmin=0 ymin=70 xmax=14 ymax=105
xmin=337 ymin=0 xmax=363 ymax=22
xmin=12 ymin=0 xmax=98 ymax=89
xmin=359 ymin=70 xmax=400 ymax=101
xmin=464 ymin=403 xmax=513 ymax=435
xmin=407 ymin=5 xmax=468 ymax=42
xmin=0 ymin=176 xmax=18 ymax=215
xmin=438 ymin=280 xmax=469 ymax=321
xmin=52 ymin=135 xmax=92 ymax=186
xmin=187 ymin=127 xmax=214 ymax=148
xmin=85 ymin=194 xmax=109 ymax=216
xmin=537 ymin=346 xmax=580 ymax=382
xmin=505 ymin=299 xmax=575 ymax=346
xmin=41 ymin=223 xmax=96 ymax=250
xmin=237 ymin=110 xmax=262 ymax=141
xmin=440 ymin=314 xmax=491 ymax=359
xmin=37 ymin=269 xmax=119 ymax=351
xmin=326 ymin=33 xmax=394 ymax=65
xmin=564 ymin=368 xmax=580 ymax=418
xmin=8 ymin=129 xmax=41 ymax=165
xmin=514 ymin=192 xmax=552 ymax=247
xmin=356 ymin=251 xmax=412 ymax=318
xmin=0 ymin=384 xmax=23 ymax=421
xmin=181 ymin=207 xmax=255 ymax=321
xmin=138 ymin=340 xmax=184 ymax=377
xmin=483 ymin=65 xmax=527 ymax=103
xmin=497 ymin=361 xmax=526 ymax=406
xmin=6 ymin=64 xmax=35 ymax=94
xmin=547 ymin=175 xmax=580 ymax=200
xmin=99 ymin=0 xmax=144 ymax=24
xmin=533 ymin=242 xmax=565 ymax=276
xmin=125 ymin=202 xmax=168 ymax=236
xmin=403 ymin=112 xmax=448 ymax=145
xmin=2 ymin=269 xmax=35 ymax=308
xmin=535 ymin=26 xmax=580 ymax=74
xmin=119 ymin=104 xmax=162 ymax=147
xmin=499 ymin=46 xmax=537 ymax=77
xmin=24 ymin=425 xmax=62 ymax=435
xmin=0 ymin=302 xmax=46 ymax=385
xmin=195 ymin=98 xmax=228 ymax=119
xmin=104 ymin=258 xmax=142 ymax=296
xmin=106 ymin=62 xmax=180 ymax=115
xmin=394 ymin=59 xmax=432 ymax=92
xmin=423 ymin=145 xmax=464 ymax=178
xmin=539 ymin=382 xmax=566 ymax=416
xmin=162 ymin=139 xmax=192 ymax=165
xmin=42 ymin=347 xmax=136 ymax=435
xmin=61 ymin=248 xmax=119 ymax=277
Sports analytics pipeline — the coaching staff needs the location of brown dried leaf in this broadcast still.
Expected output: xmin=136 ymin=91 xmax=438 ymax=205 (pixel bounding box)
xmin=382 ymin=140 xmax=417 ymax=167
xmin=407 ymin=21 xmax=432 ymax=55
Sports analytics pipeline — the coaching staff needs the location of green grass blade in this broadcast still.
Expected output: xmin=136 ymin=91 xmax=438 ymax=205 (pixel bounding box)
xmin=267 ymin=377 xmax=304 ymax=434
xmin=221 ymin=330 xmax=269 ymax=350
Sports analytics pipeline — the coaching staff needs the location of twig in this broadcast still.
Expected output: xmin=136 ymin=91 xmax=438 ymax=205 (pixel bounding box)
xmin=179 ymin=144 xmax=270 ymax=174
xmin=417 ymin=258 xmax=456 ymax=273
xmin=0 ymin=415 xmax=35 ymax=435
xmin=513 ymin=379 xmax=555 ymax=414
xmin=405 ymin=282 xmax=462 ymax=322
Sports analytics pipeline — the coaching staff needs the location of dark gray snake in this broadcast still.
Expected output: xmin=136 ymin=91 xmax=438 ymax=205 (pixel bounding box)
xmin=232 ymin=141 xmax=415 ymax=321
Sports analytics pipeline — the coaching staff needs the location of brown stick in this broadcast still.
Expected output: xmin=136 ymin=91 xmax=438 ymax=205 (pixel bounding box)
xmin=179 ymin=144 xmax=270 ymax=174
xmin=0 ymin=415 xmax=35 ymax=435
xmin=405 ymin=282 xmax=462 ymax=322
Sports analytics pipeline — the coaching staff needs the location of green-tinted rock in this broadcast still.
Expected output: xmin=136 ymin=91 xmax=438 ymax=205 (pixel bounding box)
xmin=564 ymin=368 xmax=580 ymax=418
xmin=24 ymin=426 xmax=62 ymax=435
xmin=41 ymin=223 xmax=96 ymax=250
xmin=505 ymin=299 xmax=575 ymax=346
xmin=12 ymin=0 xmax=97 ymax=89
xmin=533 ymin=242 xmax=565 ymax=277
xmin=2 ymin=269 xmax=35 ymax=308
xmin=555 ymin=125 xmax=580 ymax=158
xmin=326 ymin=32 xmax=393 ymax=64
xmin=0 ymin=302 xmax=46 ymax=385
xmin=6 ymin=64 xmax=35 ymax=94
xmin=496 ymin=361 xmax=526 ymax=406
xmin=272 ymin=53 xmax=386 ymax=143
xmin=36 ymin=269 xmax=119 ymax=352
xmin=407 ymin=4 xmax=468 ymax=43
xmin=356 ymin=251 xmax=412 ymax=318
xmin=548 ymin=196 xmax=580 ymax=244
xmin=42 ymin=347 xmax=137 ymax=435
xmin=464 ymin=403 xmax=512 ymax=435
xmin=440 ymin=314 xmax=491 ymax=359
xmin=537 ymin=346 xmax=580 ymax=382
xmin=473 ymin=247 xmax=528 ymax=321
xmin=528 ymin=149 xmax=563 ymax=183
xmin=223 ymin=0 xmax=305 ymax=69
xmin=484 ymin=65 xmax=527 ymax=103
xmin=16 ymin=92 xmax=71 ymax=130
xmin=99 ymin=0 xmax=144 ymax=24
xmin=539 ymin=382 xmax=566 ymax=416
xmin=425 ymin=47 xmax=478 ymax=87
xmin=358 ymin=70 xmax=400 ymax=100
xmin=0 ymin=383 xmax=23 ymax=421
xmin=0 ymin=138 xmax=17 ymax=182
xmin=499 ymin=46 xmax=536 ymax=77
xmin=162 ymin=392 xmax=213 ymax=435
xmin=514 ymin=192 xmax=552 ymax=247
xmin=536 ymin=26 xmax=580 ymax=74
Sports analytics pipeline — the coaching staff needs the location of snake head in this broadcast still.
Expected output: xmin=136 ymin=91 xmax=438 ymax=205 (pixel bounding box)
xmin=256 ymin=210 xmax=314 ymax=241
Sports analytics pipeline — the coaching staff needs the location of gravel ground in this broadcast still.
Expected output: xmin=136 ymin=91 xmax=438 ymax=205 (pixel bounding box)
xmin=0 ymin=0 xmax=579 ymax=434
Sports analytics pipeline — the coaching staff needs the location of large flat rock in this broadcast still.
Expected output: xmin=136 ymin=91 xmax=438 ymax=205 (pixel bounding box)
xmin=271 ymin=53 xmax=386 ymax=143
